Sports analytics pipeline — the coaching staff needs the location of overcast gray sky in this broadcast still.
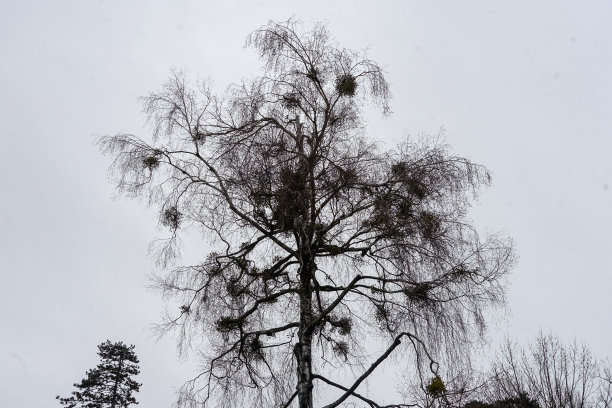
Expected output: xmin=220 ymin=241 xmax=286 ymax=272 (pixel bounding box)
xmin=1 ymin=1 xmax=611 ymax=407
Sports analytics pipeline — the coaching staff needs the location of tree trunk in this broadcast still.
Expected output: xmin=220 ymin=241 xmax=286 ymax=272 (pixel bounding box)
xmin=296 ymin=237 xmax=315 ymax=408
xmin=110 ymin=356 xmax=123 ymax=408
xmin=296 ymin=266 xmax=314 ymax=408
xmin=295 ymin=115 xmax=315 ymax=408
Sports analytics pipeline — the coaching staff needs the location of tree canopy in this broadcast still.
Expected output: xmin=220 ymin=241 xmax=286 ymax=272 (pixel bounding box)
xmin=100 ymin=20 xmax=514 ymax=408
xmin=486 ymin=334 xmax=612 ymax=408
xmin=57 ymin=340 xmax=141 ymax=408
xmin=463 ymin=393 xmax=541 ymax=408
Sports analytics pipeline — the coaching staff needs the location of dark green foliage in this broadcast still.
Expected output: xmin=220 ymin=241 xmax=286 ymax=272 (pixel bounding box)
xmin=57 ymin=341 xmax=140 ymax=408
xmin=463 ymin=393 xmax=540 ymax=408
xmin=426 ymin=376 xmax=446 ymax=398
xmin=335 ymin=73 xmax=357 ymax=96
xmin=463 ymin=401 xmax=489 ymax=408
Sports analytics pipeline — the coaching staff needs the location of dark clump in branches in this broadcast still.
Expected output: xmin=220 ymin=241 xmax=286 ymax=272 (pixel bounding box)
xmin=161 ymin=206 xmax=181 ymax=229
xmin=99 ymin=19 xmax=514 ymax=408
xmin=427 ymin=376 xmax=446 ymax=398
xmin=142 ymin=155 xmax=160 ymax=170
xmin=335 ymin=74 xmax=357 ymax=96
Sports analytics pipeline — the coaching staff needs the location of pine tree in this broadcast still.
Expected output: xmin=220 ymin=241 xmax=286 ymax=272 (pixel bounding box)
xmin=57 ymin=340 xmax=141 ymax=408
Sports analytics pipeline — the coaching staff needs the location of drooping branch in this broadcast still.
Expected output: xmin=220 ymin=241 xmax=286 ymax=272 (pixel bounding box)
xmin=323 ymin=332 xmax=439 ymax=408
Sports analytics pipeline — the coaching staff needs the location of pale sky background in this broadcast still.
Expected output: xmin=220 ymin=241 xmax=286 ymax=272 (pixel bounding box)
xmin=1 ymin=1 xmax=611 ymax=407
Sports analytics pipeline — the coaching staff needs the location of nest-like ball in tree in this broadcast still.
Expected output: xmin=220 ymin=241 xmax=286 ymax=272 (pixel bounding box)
xmin=426 ymin=376 xmax=446 ymax=397
xmin=335 ymin=74 xmax=357 ymax=96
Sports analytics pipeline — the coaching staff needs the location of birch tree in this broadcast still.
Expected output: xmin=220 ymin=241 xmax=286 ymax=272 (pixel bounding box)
xmin=100 ymin=20 xmax=514 ymax=408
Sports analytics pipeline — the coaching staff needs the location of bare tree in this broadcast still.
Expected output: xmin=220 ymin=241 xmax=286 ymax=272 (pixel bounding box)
xmin=99 ymin=20 xmax=514 ymax=408
xmin=598 ymin=360 xmax=612 ymax=407
xmin=487 ymin=333 xmax=612 ymax=408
